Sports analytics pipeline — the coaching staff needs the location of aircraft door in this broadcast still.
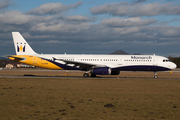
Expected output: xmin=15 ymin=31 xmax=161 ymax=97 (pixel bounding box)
xmin=33 ymin=56 xmax=37 ymax=64
xmin=118 ymin=59 xmax=123 ymax=65
xmin=153 ymin=56 xmax=158 ymax=65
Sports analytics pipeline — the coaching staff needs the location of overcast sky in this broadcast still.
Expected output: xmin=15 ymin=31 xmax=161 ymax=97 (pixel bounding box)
xmin=0 ymin=0 xmax=180 ymax=57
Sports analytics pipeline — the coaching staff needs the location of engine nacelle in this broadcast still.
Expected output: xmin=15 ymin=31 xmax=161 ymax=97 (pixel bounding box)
xmin=91 ymin=67 xmax=111 ymax=75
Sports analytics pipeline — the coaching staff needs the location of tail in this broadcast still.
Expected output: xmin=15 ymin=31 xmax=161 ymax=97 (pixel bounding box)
xmin=12 ymin=32 xmax=37 ymax=55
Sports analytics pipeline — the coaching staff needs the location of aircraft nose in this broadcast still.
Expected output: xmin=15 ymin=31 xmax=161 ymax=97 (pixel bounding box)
xmin=171 ymin=62 xmax=177 ymax=70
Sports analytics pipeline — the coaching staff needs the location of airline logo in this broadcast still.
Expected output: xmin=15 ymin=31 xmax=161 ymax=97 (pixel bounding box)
xmin=131 ymin=56 xmax=152 ymax=59
xmin=17 ymin=43 xmax=26 ymax=52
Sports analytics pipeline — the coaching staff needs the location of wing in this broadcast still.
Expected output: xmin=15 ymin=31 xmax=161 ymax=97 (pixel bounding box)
xmin=56 ymin=59 xmax=106 ymax=70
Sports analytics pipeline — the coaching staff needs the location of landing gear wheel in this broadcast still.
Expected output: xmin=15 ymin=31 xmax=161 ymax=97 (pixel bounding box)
xmin=154 ymin=75 xmax=158 ymax=79
xmin=91 ymin=74 xmax=96 ymax=77
xmin=83 ymin=73 xmax=89 ymax=77
xmin=154 ymin=71 xmax=158 ymax=79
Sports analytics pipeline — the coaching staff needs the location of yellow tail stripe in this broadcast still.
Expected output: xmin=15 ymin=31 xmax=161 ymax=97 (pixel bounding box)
xmin=9 ymin=55 xmax=63 ymax=70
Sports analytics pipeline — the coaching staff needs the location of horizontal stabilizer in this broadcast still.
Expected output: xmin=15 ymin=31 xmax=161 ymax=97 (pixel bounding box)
xmin=4 ymin=55 xmax=25 ymax=61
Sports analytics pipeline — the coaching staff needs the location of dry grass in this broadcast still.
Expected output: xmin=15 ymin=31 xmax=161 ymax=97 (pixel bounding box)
xmin=0 ymin=69 xmax=180 ymax=120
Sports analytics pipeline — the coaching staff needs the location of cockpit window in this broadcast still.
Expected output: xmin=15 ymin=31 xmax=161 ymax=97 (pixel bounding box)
xmin=163 ymin=59 xmax=170 ymax=62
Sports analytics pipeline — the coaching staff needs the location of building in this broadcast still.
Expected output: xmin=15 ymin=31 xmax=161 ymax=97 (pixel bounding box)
xmin=6 ymin=64 xmax=14 ymax=69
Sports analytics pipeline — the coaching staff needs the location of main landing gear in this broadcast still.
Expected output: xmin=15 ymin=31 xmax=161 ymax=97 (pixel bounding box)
xmin=154 ymin=71 xmax=158 ymax=79
xmin=83 ymin=72 xmax=97 ymax=77
xmin=83 ymin=72 xmax=89 ymax=77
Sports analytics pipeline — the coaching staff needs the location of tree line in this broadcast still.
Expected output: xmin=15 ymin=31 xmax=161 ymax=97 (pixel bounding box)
xmin=169 ymin=57 xmax=180 ymax=68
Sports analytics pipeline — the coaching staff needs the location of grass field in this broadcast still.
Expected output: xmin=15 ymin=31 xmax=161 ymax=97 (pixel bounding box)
xmin=0 ymin=69 xmax=180 ymax=120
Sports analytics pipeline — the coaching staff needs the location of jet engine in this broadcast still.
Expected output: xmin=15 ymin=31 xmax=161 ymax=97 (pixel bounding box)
xmin=91 ymin=67 xmax=120 ymax=75
xmin=91 ymin=67 xmax=111 ymax=75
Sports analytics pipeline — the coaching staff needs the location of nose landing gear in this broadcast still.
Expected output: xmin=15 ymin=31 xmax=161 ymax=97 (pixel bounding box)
xmin=154 ymin=71 xmax=158 ymax=79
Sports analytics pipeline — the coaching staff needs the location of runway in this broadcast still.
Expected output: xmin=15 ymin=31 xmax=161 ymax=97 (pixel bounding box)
xmin=1 ymin=74 xmax=180 ymax=80
xmin=0 ymin=69 xmax=180 ymax=79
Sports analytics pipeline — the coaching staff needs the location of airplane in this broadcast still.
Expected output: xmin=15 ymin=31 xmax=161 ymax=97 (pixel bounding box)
xmin=7 ymin=32 xmax=176 ymax=78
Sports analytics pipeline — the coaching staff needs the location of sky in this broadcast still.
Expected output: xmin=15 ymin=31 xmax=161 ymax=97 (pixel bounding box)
xmin=0 ymin=0 xmax=180 ymax=57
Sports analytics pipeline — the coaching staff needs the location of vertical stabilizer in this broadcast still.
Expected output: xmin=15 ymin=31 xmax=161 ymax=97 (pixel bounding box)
xmin=12 ymin=32 xmax=37 ymax=55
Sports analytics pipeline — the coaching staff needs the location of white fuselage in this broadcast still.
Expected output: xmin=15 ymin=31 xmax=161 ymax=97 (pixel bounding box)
xmin=30 ymin=54 xmax=176 ymax=71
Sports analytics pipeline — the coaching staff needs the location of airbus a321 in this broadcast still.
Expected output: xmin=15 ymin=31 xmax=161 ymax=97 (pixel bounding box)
xmin=7 ymin=32 xmax=177 ymax=78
